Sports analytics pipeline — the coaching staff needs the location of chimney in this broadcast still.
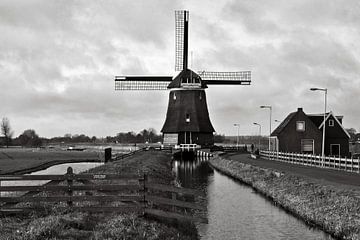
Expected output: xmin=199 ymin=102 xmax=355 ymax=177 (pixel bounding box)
xmin=297 ymin=108 xmax=303 ymax=112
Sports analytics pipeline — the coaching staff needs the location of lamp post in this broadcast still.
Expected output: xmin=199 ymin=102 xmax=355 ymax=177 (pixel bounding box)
xmin=233 ymin=124 xmax=240 ymax=150
xmin=260 ymin=105 xmax=272 ymax=152
xmin=253 ymin=122 xmax=261 ymax=150
xmin=310 ymin=88 xmax=327 ymax=166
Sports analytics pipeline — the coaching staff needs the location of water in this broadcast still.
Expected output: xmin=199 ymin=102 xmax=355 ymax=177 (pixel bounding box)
xmin=1 ymin=162 xmax=103 ymax=196
xmin=172 ymin=158 xmax=334 ymax=240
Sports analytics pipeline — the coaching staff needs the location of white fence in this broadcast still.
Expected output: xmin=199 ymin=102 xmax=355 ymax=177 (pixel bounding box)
xmin=260 ymin=150 xmax=360 ymax=174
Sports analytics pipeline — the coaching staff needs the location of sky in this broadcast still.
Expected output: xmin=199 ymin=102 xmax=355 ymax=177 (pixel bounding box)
xmin=1 ymin=0 xmax=360 ymax=138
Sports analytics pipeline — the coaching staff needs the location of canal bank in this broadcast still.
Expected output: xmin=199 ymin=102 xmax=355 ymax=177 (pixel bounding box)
xmin=0 ymin=151 xmax=199 ymax=240
xmin=209 ymin=153 xmax=360 ymax=240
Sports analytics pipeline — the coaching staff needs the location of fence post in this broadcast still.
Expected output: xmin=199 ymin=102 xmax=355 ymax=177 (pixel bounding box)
xmin=66 ymin=167 xmax=73 ymax=207
xmin=143 ymin=174 xmax=148 ymax=214
xmin=345 ymin=157 xmax=347 ymax=171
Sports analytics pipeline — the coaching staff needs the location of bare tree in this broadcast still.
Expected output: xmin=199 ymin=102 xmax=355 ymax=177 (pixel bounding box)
xmin=1 ymin=117 xmax=13 ymax=147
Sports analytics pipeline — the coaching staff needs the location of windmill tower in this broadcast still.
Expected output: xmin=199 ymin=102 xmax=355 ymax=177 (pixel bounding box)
xmin=115 ymin=10 xmax=251 ymax=147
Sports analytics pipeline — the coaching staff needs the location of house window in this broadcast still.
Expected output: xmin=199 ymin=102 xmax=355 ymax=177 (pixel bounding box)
xmin=296 ymin=121 xmax=305 ymax=131
xmin=186 ymin=114 xmax=190 ymax=123
xmin=329 ymin=119 xmax=334 ymax=127
xmin=301 ymin=139 xmax=314 ymax=154
xmin=173 ymin=92 xmax=176 ymax=100
xmin=199 ymin=92 xmax=202 ymax=100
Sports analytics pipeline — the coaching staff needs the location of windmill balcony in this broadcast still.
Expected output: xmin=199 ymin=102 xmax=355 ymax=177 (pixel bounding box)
xmin=180 ymin=82 xmax=202 ymax=88
xmin=175 ymin=144 xmax=201 ymax=152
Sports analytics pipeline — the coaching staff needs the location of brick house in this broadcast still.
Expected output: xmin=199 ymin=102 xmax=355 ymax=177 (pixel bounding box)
xmin=271 ymin=108 xmax=350 ymax=157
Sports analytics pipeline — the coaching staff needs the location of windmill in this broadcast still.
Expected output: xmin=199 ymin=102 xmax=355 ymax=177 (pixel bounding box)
xmin=115 ymin=10 xmax=251 ymax=147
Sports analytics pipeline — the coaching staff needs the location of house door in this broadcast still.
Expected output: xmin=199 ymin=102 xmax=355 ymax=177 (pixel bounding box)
xmin=330 ymin=144 xmax=340 ymax=157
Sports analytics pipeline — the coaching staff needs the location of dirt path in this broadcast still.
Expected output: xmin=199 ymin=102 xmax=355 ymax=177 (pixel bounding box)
xmin=226 ymin=153 xmax=360 ymax=191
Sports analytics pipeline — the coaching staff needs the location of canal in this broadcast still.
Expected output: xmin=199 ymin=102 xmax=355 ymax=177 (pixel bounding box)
xmin=172 ymin=157 xmax=334 ymax=240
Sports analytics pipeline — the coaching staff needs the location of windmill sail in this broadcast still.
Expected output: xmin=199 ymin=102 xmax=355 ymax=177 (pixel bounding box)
xmin=198 ymin=71 xmax=251 ymax=85
xmin=175 ymin=10 xmax=189 ymax=71
xmin=115 ymin=76 xmax=172 ymax=90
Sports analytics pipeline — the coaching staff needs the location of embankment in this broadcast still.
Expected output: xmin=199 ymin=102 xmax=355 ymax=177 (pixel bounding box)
xmin=0 ymin=150 xmax=199 ymax=240
xmin=209 ymin=153 xmax=360 ymax=240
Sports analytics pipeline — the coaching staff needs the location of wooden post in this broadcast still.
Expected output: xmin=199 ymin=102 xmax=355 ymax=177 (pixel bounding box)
xmin=66 ymin=167 xmax=73 ymax=207
xmin=358 ymin=158 xmax=360 ymax=174
xmin=143 ymin=174 xmax=148 ymax=214
xmin=172 ymin=192 xmax=177 ymax=212
xmin=345 ymin=157 xmax=347 ymax=171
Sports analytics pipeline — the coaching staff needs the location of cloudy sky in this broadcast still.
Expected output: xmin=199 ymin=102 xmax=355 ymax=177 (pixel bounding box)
xmin=1 ymin=0 xmax=360 ymax=138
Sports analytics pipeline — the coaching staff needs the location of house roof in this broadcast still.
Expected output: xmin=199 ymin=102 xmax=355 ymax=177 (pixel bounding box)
xmin=271 ymin=112 xmax=296 ymax=136
xmin=272 ymin=108 xmax=350 ymax=139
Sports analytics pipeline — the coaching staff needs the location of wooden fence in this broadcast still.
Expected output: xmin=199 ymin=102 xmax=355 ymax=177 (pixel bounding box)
xmin=260 ymin=150 xmax=360 ymax=173
xmin=112 ymin=148 xmax=145 ymax=161
xmin=0 ymin=167 xmax=206 ymax=223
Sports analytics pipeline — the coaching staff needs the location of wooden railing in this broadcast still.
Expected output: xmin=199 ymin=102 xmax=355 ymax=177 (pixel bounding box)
xmin=0 ymin=167 xmax=206 ymax=223
xmin=260 ymin=150 xmax=360 ymax=173
xmin=113 ymin=148 xmax=145 ymax=161
xmin=144 ymin=178 xmax=207 ymax=223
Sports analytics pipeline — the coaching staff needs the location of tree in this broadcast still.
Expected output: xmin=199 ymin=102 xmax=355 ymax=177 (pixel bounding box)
xmin=346 ymin=128 xmax=357 ymax=142
xmin=18 ymin=129 xmax=42 ymax=147
xmin=1 ymin=117 xmax=13 ymax=147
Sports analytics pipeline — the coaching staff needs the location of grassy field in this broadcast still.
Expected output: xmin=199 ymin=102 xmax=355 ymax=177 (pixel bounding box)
xmin=0 ymin=150 xmax=199 ymax=240
xmin=0 ymin=148 xmax=100 ymax=174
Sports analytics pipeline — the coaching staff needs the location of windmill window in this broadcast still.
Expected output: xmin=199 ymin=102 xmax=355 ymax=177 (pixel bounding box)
xmin=296 ymin=121 xmax=305 ymax=132
xmin=173 ymin=92 xmax=176 ymax=100
xmin=199 ymin=92 xmax=202 ymax=100
xmin=329 ymin=120 xmax=334 ymax=127
xmin=186 ymin=114 xmax=190 ymax=123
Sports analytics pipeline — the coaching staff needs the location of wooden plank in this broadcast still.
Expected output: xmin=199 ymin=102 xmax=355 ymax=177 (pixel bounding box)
xmin=146 ymin=195 xmax=206 ymax=211
xmin=0 ymin=205 xmax=143 ymax=214
xmin=0 ymin=195 xmax=142 ymax=203
xmin=0 ymin=184 xmax=141 ymax=192
xmin=72 ymin=206 xmax=143 ymax=213
xmin=145 ymin=183 xmax=205 ymax=197
xmin=145 ymin=208 xmax=208 ymax=224
xmin=0 ymin=174 xmax=142 ymax=181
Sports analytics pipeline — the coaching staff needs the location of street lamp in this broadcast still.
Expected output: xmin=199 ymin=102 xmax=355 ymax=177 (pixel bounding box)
xmin=233 ymin=123 xmax=240 ymax=150
xmin=253 ymin=122 xmax=261 ymax=150
xmin=260 ymin=105 xmax=272 ymax=152
xmin=310 ymin=87 xmax=327 ymax=166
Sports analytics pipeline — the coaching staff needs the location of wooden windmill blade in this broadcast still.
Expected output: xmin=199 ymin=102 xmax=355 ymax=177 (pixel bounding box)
xmin=114 ymin=76 xmax=173 ymax=90
xmin=175 ymin=10 xmax=189 ymax=71
xmin=198 ymin=71 xmax=251 ymax=85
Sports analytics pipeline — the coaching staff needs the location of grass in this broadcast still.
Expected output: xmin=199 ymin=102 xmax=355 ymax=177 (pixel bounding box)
xmin=0 ymin=148 xmax=100 ymax=174
xmin=209 ymin=154 xmax=360 ymax=240
xmin=0 ymin=150 xmax=199 ymax=240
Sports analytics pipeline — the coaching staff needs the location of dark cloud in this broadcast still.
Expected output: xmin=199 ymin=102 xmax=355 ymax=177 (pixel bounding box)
xmin=1 ymin=0 xmax=359 ymax=137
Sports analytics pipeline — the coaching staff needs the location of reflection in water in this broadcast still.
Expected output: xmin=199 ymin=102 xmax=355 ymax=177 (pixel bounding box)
xmin=173 ymin=157 xmax=213 ymax=189
xmin=172 ymin=157 xmax=334 ymax=240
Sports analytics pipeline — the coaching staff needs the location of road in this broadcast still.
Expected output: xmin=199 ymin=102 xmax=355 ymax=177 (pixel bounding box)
xmin=225 ymin=153 xmax=360 ymax=190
